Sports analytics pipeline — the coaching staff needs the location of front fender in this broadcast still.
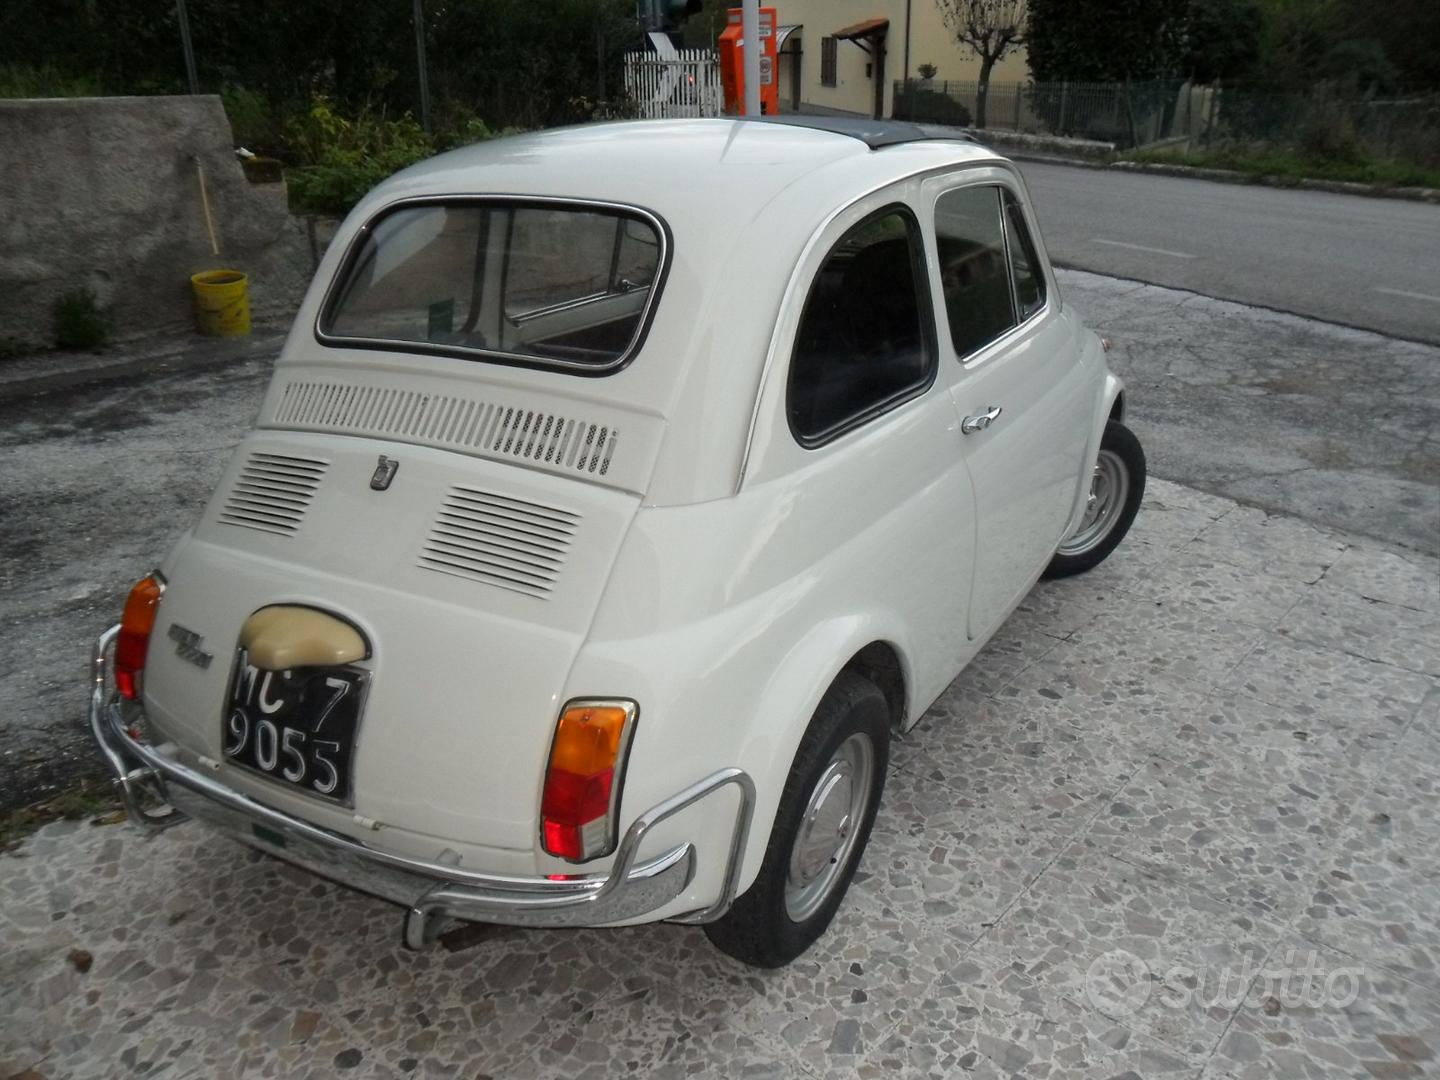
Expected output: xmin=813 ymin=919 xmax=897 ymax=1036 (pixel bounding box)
xmin=1061 ymin=339 xmax=1126 ymax=539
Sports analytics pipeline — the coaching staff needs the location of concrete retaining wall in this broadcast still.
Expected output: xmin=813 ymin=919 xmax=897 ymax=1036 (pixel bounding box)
xmin=0 ymin=95 xmax=313 ymax=350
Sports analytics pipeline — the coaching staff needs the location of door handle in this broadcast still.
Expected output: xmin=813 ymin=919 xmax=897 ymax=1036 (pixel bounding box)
xmin=961 ymin=406 xmax=1003 ymax=434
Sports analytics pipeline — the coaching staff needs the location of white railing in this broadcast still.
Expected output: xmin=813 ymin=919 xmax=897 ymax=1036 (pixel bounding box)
xmin=622 ymin=49 xmax=724 ymax=120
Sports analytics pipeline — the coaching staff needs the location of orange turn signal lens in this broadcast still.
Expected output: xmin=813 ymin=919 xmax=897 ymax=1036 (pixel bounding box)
xmin=540 ymin=700 xmax=637 ymax=862
xmin=549 ymin=705 xmax=631 ymax=774
xmin=115 ymin=573 xmax=164 ymax=700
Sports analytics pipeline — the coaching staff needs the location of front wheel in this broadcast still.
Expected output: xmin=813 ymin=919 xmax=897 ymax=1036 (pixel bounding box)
xmin=1043 ymin=420 xmax=1146 ymax=579
xmin=703 ymin=671 xmax=889 ymax=968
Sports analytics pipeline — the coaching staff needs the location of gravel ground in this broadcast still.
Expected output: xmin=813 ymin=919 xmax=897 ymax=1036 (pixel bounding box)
xmin=2 ymin=476 xmax=1438 ymax=1078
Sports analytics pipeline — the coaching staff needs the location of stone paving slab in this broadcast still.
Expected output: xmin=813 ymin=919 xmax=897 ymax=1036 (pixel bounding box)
xmin=2 ymin=477 xmax=1439 ymax=1080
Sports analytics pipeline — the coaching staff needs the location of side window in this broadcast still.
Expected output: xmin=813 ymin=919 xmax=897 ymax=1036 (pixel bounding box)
xmin=788 ymin=207 xmax=935 ymax=445
xmin=1003 ymin=190 xmax=1046 ymax=320
xmin=934 ymin=185 xmax=1015 ymax=358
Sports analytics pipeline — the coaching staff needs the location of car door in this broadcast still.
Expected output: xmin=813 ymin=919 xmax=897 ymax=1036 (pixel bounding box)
xmin=765 ymin=195 xmax=979 ymax=706
xmin=920 ymin=169 xmax=1095 ymax=640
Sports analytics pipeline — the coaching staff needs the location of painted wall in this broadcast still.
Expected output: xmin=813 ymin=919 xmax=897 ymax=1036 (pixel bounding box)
xmin=0 ymin=95 xmax=312 ymax=350
xmin=776 ymin=0 xmax=1029 ymax=118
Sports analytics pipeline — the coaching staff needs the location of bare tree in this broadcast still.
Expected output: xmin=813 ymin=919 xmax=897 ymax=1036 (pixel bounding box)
xmin=937 ymin=0 xmax=1028 ymax=128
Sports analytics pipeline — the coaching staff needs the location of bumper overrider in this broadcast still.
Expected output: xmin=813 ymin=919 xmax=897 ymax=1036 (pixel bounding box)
xmin=88 ymin=626 xmax=756 ymax=948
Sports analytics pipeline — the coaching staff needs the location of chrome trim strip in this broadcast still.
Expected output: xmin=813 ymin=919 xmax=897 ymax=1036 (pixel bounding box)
xmin=89 ymin=626 xmax=755 ymax=940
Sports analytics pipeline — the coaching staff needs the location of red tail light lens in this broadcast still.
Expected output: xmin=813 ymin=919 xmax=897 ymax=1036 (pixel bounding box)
xmin=115 ymin=574 xmax=165 ymax=700
xmin=540 ymin=701 xmax=636 ymax=862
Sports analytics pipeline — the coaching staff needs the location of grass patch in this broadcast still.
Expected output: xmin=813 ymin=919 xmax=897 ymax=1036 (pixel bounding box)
xmin=1126 ymin=146 xmax=1440 ymax=190
xmin=0 ymin=62 xmax=104 ymax=98
xmin=52 ymin=287 xmax=108 ymax=350
xmin=1 ymin=778 xmax=122 ymax=853
xmin=0 ymin=335 xmax=36 ymax=360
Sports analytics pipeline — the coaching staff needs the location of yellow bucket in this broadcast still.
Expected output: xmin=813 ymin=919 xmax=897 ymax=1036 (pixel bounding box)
xmin=190 ymin=269 xmax=251 ymax=337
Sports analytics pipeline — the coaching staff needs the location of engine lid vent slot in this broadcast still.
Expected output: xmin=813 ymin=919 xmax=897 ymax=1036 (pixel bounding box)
xmin=217 ymin=452 xmax=328 ymax=536
xmin=273 ymin=381 xmax=620 ymax=478
xmin=418 ymin=486 xmax=579 ymax=599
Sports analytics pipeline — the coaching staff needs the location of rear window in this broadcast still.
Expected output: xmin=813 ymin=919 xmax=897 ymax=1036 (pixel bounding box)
xmin=318 ymin=199 xmax=666 ymax=373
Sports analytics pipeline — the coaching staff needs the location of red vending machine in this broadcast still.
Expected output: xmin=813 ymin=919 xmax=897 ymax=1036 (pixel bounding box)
xmin=718 ymin=6 xmax=779 ymax=115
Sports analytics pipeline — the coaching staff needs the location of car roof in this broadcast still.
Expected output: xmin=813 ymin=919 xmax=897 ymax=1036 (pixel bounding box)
xmin=360 ymin=119 xmax=1002 ymax=233
xmin=749 ymin=115 xmax=978 ymax=149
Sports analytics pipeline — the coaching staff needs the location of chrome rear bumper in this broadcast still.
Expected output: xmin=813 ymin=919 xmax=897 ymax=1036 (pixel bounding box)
xmin=88 ymin=626 xmax=755 ymax=947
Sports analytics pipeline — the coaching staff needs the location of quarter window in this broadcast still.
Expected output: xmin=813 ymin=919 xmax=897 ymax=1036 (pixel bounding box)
xmin=788 ymin=207 xmax=935 ymax=444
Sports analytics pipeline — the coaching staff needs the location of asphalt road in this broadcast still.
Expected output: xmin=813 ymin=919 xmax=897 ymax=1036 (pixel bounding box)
xmin=1016 ymin=161 xmax=1440 ymax=345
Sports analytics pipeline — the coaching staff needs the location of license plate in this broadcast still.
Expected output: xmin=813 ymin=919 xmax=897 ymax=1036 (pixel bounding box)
xmin=223 ymin=652 xmax=367 ymax=805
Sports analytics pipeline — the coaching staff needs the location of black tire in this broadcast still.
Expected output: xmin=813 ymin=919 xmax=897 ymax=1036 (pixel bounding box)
xmin=1043 ymin=419 xmax=1146 ymax=579
xmin=703 ymin=671 xmax=889 ymax=968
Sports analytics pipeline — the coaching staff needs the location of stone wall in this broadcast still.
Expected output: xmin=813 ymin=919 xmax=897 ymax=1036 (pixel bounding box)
xmin=0 ymin=95 xmax=313 ymax=349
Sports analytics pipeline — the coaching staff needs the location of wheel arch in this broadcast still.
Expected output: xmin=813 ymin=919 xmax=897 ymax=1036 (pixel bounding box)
xmin=842 ymin=640 xmax=907 ymax=731
xmin=722 ymin=620 xmax=916 ymax=899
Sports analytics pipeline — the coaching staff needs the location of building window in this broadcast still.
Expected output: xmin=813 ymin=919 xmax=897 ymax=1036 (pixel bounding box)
xmin=820 ymin=37 xmax=838 ymax=87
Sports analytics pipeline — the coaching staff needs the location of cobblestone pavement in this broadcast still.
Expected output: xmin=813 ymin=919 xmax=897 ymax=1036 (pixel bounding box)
xmin=2 ymin=478 xmax=1438 ymax=1079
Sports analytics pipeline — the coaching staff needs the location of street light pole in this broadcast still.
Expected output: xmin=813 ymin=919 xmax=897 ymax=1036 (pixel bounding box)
xmin=741 ymin=0 xmax=760 ymax=116
xmin=175 ymin=0 xmax=199 ymax=95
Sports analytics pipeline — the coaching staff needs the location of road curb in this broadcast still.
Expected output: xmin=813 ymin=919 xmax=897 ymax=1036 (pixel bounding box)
xmin=1108 ymin=160 xmax=1440 ymax=204
xmin=1003 ymin=152 xmax=1440 ymax=205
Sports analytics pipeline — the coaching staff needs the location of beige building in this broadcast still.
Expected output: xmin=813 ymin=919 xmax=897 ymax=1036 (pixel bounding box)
xmin=772 ymin=0 xmax=1029 ymax=119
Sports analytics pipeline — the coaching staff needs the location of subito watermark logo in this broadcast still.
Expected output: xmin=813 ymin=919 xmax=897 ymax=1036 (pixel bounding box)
xmin=1084 ymin=948 xmax=1364 ymax=1016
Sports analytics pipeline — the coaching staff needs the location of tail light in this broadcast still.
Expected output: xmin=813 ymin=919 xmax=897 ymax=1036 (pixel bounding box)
xmin=540 ymin=700 xmax=637 ymax=862
xmin=115 ymin=573 xmax=165 ymax=700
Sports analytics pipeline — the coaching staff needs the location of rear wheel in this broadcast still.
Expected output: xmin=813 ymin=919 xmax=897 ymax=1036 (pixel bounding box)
xmin=1043 ymin=420 xmax=1146 ymax=579
xmin=703 ymin=671 xmax=889 ymax=968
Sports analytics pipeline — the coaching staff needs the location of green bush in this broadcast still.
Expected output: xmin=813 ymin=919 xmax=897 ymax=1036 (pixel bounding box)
xmin=893 ymin=86 xmax=972 ymax=128
xmin=1128 ymin=143 xmax=1440 ymax=189
xmin=284 ymin=96 xmax=518 ymax=216
xmin=52 ymin=288 xmax=107 ymax=350
xmin=0 ymin=62 xmax=102 ymax=98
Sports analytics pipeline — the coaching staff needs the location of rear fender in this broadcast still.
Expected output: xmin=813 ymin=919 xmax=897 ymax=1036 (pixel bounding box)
xmin=560 ymin=610 xmax=916 ymax=914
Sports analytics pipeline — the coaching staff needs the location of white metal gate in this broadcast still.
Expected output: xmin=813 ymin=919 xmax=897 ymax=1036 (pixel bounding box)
xmin=622 ymin=49 xmax=724 ymax=119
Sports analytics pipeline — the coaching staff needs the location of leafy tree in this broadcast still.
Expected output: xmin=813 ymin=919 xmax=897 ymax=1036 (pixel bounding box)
xmin=1332 ymin=0 xmax=1439 ymax=90
xmin=1027 ymin=0 xmax=1184 ymax=82
xmin=937 ymin=0 xmax=1028 ymax=128
xmin=0 ymin=0 xmax=642 ymax=131
xmin=1181 ymin=0 xmax=1263 ymax=83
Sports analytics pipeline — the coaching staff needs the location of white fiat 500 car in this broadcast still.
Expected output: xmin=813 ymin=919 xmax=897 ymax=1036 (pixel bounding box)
xmin=91 ymin=117 xmax=1144 ymax=967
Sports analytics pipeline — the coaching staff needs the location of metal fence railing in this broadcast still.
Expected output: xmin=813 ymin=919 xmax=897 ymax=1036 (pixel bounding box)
xmin=622 ymin=49 xmax=724 ymax=120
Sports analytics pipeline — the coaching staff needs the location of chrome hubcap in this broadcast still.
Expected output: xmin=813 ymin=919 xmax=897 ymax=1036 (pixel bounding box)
xmin=1057 ymin=449 xmax=1129 ymax=557
xmin=785 ymin=733 xmax=875 ymax=922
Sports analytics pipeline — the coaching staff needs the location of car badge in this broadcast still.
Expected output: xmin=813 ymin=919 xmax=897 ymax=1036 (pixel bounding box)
xmin=168 ymin=624 xmax=214 ymax=669
xmin=370 ymin=455 xmax=399 ymax=491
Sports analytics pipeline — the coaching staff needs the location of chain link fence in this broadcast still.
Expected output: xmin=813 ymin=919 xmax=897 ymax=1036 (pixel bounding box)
xmin=893 ymin=77 xmax=1440 ymax=163
xmin=893 ymin=79 xmax=1198 ymax=147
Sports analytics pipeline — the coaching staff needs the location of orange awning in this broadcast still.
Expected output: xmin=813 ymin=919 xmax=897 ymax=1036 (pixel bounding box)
xmin=833 ymin=17 xmax=888 ymax=40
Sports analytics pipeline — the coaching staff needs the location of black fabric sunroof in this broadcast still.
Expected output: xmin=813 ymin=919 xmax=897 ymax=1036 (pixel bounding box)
xmin=749 ymin=115 xmax=975 ymax=150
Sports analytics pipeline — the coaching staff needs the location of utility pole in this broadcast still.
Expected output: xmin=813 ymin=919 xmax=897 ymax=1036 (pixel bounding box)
xmin=176 ymin=0 xmax=199 ymax=95
xmin=413 ymin=0 xmax=433 ymax=133
xmin=741 ymin=0 xmax=760 ymax=115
